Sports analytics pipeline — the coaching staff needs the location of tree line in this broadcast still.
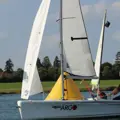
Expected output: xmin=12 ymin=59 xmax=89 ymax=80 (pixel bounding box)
xmin=0 ymin=55 xmax=120 ymax=83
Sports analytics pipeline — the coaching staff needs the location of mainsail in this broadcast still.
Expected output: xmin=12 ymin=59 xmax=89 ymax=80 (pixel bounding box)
xmin=91 ymin=10 xmax=110 ymax=90
xmin=62 ymin=0 xmax=96 ymax=79
xmin=21 ymin=0 xmax=51 ymax=99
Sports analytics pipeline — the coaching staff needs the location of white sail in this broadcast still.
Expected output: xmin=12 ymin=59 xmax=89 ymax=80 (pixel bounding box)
xmin=21 ymin=0 xmax=51 ymax=99
xmin=62 ymin=0 xmax=96 ymax=79
xmin=91 ymin=10 xmax=107 ymax=90
xmin=29 ymin=67 xmax=43 ymax=96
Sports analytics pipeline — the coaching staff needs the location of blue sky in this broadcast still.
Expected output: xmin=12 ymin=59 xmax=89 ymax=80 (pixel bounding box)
xmin=0 ymin=0 xmax=120 ymax=70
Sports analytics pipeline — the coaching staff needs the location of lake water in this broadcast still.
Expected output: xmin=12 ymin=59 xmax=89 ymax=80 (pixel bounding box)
xmin=0 ymin=92 xmax=120 ymax=120
xmin=0 ymin=94 xmax=21 ymax=120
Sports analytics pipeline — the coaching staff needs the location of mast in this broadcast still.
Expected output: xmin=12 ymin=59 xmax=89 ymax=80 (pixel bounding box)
xmin=99 ymin=9 xmax=107 ymax=76
xmin=96 ymin=9 xmax=107 ymax=97
xmin=60 ymin=0 xmax=64 ymax=100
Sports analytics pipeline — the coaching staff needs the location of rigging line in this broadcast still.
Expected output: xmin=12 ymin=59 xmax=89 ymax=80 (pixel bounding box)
xmin=81 ymin=80 xmax=96 ymax=101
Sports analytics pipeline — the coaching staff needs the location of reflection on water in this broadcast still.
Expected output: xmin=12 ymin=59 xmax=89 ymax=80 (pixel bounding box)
xmin=0 ymin=92 xmax=120 ymax=120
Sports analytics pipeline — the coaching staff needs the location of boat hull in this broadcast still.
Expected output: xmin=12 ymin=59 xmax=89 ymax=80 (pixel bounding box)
xmin=17 ymin=100 xmax=120 ymax=120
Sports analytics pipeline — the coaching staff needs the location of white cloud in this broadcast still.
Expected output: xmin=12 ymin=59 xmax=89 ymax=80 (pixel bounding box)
xmin=94 ymin=1 xmax=106 ymax=14
xmin=112 ymin=31 xmax=120 ymax=41
xmin=112 ymin=1 xmax=120 ymax=9
xmin=82 ymin=1 xmax=106 ymax=17
xmin=82 ymin=5 xmax=91 ymax=16
xmin=82 ymin=1 xmax=120 ymax=19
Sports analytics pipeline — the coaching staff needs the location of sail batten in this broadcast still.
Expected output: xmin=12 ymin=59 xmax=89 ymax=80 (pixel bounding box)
xmin=21 ymin=0 xmax=51 ymax=99
xmin=62 ymin=0 xmax=96 ymax=78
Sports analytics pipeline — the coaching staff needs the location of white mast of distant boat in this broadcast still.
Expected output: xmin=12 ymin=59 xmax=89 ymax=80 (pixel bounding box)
xmin=91 ymin=9 xmax=110 ymax=97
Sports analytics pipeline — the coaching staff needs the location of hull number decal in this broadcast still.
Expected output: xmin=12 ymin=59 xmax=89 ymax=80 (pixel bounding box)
xmin=52 ymin=105 xmax=77 ymax=110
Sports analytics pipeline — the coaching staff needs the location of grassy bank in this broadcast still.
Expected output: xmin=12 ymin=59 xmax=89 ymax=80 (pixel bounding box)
xmin=0 ymin=80 xmax=120 ymax=94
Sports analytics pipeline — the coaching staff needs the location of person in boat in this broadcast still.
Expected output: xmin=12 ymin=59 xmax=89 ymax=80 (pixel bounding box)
xmin=98 ymin=90 xmax=107 ymax=99
xmin=108 ymin=84 xmax=120 ymax=100
xmin=91 ymin=89 xmax=107 ymax=100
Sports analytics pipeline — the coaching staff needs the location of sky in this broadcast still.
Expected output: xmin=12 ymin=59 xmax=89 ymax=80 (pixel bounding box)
xmin=0 ymin=0 xmax=120 ymax=70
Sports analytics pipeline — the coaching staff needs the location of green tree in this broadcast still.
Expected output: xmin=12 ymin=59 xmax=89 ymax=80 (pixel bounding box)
xmin=115 ymin=51 xmax=120 ymax=64
xmin=16 ymin=68 xmax=24 ymax=78
xmin=36 ymin=58 xmax=43 ymax=78
xmin=11 ymin=68 xmax=24 ymax=82
xmin=0 ymin=68 xmax=3 ymax=79
xmin=36 ymin=58 xmax=43 ymax=69
xmin=0 ymin=68 xmax=3 ymax=72
xmin=39 ymin=67 xmax=48 ymax=81
xmin=112 ymin=63 xmax=120 ymax=79
xmin=102 ymin=66 xmax=112 ymax=79
xmin=4 ymin=59 xmax=14 ymax=73
xmin=42 ymin=56 xmax=52 ymax=69
xmin=100 ymin=62 xmax=112 ymax=79
xmin=53 ymin=56 xmax=60 ymax=80
xmin=48 ymin=67 xmax=56 ymax=81
xmin=53 ymin=56 xmax=60 ymax=68
xmin=41 ymin=56 xmax=52 ymax=80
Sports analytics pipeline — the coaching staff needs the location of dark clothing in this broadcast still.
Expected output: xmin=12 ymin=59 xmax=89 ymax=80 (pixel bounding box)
xmin=113 ymin=95 xmax=120 ymax=100
xmin=99 ymin=91 xmax=107 ymax=99
xmin=91 ymin=94 xmax=97 ymax=99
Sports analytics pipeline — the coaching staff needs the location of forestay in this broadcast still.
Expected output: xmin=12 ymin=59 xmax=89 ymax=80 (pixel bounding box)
xmin=62 ymin=0 xmax=96 ymax=79
xmin=91 ymin=10 xmax=107 ymax=90
xmin=21 ymin=0 xmax=51 ymax=99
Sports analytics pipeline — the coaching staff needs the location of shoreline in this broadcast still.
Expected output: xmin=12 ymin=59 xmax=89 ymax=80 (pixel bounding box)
xmin=0 ymin=86 xmax=115 ymax=94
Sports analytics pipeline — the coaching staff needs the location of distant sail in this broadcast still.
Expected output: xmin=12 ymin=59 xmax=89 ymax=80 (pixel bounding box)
xmin=62 ymin=0 xmax=96 ymax=79
xmin=21 ymin=0 xmax=51 ymax=99
xmin=91 ymin=10 xmax=109 ymax=90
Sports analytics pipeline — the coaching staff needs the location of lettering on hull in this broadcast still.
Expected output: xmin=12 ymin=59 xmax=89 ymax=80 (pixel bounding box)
xmin=52 ymin=104 xmax=77 ymax=110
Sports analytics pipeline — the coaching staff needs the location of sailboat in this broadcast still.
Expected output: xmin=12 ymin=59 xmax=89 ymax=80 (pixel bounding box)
xmin=90 ymin=10 xmax=110 ymax=100
xmin=17 ymin=0 xmax=120 ymax=119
